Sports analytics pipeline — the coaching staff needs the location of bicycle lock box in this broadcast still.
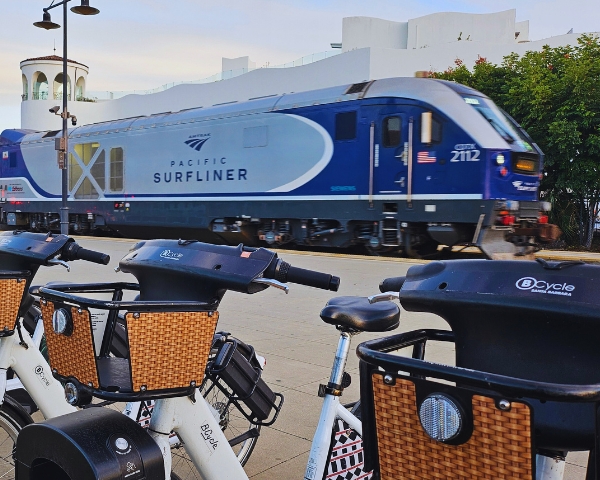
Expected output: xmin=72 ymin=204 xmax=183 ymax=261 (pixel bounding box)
xmin=359 ymin=259 xmax=600 ymax=480
xmin=15 ymin=408 xmax=164 ymax=480
xmin=208 ymin=334 xmax=281 ymax=423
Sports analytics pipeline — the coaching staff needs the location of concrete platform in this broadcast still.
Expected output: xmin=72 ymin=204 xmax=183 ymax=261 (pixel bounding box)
xmin=31 ymin=237 xmax=594 ymax=479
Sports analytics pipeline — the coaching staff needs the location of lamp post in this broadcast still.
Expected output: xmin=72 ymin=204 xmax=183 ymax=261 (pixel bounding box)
xmin=34 ymin=0 xmax=99 ymax=235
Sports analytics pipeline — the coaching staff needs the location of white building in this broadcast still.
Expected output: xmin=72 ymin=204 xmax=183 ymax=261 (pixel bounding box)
xmin=19 ymin=9 xmax=589 ymax=131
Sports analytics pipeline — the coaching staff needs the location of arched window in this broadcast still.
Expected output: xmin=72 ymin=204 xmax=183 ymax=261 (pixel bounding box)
xmin=33 ymin=72 xmax=48 ymax=100
xmin=75 ymin=76 xmax=86 ymax=101
xmin=53 ymin=73 xmax=71 ymax=101
xmin=22 ymin=74 xmax=28 ymax=101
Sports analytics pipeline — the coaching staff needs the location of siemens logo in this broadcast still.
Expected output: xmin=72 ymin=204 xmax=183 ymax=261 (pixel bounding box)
xmin=515 ymin=277 xmax=575 ymax=296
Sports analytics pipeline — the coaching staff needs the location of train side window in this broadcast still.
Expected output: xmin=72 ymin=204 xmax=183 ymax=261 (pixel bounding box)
xmin=335 ymin=111 xmax=357 ymax=140
xmin=70 ymin=142 xmax=101 ymax=199
xmin=431 ymin=117 xmax=442 ymax=143
xmin=383 ymin=117 xmax=401 ymax=147
xmin=91 ymin=150 xmax=105 ymax=190
xmin=8 ymin=152 xmax=17 ymax=168
xmin=110 ymin=147 xmax=124 ymax=192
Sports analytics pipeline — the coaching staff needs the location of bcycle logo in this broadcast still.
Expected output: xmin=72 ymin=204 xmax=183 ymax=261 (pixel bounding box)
xmin=160 ymin=249 xmax=183 ymax=261
xmin=515 ymin=277 xmax=575 ymax=296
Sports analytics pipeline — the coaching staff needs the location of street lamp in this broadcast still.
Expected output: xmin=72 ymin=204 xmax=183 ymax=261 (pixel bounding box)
xmin=34 ymin=0 xmax=99 ymax=235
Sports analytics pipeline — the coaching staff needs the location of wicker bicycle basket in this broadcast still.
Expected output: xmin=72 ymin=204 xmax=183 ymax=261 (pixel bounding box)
xmin=370 ymin=374 xmax=533 ymax=480
xmin=358 ymin=329 xmax=537 ymax=480
xmin=39 ymin=282 xmax=218 ymax=399
xmin=0 ymin=272 xmax=29 ymax=332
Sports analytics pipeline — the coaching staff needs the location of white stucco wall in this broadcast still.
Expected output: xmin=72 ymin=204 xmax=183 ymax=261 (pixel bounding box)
xmin=21 ymin=48 xmax=372 ymax=131
xmin=20 ymin=58 xmax=90 ymax=131
xmin=406 ymin=10 xmax=517 ymax=49
xmin=342 ymin=16 xmax=408 ymax=52
xmin=369 ymin=33 xmax=585 ymax=80
xmin=515 ymin=20 xmax=530 ymax=42
xmin=222 ymin=56 xmax=256 ymax=73
xmin=20 ymin=58 xmax=88 ymax=102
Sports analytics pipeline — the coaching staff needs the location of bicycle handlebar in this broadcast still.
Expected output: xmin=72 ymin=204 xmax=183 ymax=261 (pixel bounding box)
xmin=265 ymin=259 xmax=340 ymax=292
xmin=62 ymin=242 xmax=110 ymax=265
xmin=379 ymin=276 xmax=406 ymax=293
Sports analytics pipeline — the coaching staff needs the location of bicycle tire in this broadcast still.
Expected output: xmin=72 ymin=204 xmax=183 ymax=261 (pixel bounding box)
xmin=0 ymin=394 xmax=35 ymax=480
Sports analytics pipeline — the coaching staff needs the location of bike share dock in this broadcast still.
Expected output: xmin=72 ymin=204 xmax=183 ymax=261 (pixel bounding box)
xmin=32 ymin=237 xmax=598 ymax=480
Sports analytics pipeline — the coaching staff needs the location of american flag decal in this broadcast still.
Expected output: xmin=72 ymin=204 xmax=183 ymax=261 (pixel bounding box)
xmin=417 ymin=151 xmax=437 ymax=163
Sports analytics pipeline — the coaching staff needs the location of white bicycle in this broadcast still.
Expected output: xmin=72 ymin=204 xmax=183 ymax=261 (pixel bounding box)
xmin=23 ymin=238 xmax=405 ymax=480
xmin=0 ymin=230 xmax=110 ymax=478
xmin=0 ymin=232 xmax=266 ymax=479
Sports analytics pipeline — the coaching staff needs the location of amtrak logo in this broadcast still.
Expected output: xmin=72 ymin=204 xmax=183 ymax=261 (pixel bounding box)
xmin=512 ymin=181 xmax=538 ymax=192
xmin=185 ymin=137 xmax=210 ymax=151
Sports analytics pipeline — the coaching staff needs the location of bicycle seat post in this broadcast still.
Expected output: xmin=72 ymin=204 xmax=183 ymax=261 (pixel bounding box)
xmin=327 ymin=330 xmax=354 ymax=396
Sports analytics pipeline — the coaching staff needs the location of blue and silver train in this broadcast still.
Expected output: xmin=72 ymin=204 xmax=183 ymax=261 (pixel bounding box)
xmin=0 ymin=77 xmax=558 ymax=257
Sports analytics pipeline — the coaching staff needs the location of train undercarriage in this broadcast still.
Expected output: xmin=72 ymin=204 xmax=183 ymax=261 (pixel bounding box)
xmin=1 ymin=201 xmax=560 ymax=260
xmin=210 ymin=214 xmax=559 ymax=259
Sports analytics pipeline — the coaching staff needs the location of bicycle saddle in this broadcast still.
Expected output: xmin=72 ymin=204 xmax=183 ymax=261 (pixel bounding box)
xmin=320 ymin=296 xmax=399 ymax=332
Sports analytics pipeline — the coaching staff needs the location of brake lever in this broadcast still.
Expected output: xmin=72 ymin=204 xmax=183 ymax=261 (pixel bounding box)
xmin=252 ymin=278 xmax=289 ymax=294
xmin=47 ymin=259 xmax=70 ymax=272
xmin=368 ymin=291 xmax=399 ymax=304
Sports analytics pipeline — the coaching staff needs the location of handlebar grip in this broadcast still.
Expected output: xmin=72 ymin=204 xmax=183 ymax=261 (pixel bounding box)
xmin=379 ymin=276 xmax=406 ymax=293
xmin=63 ymin=243 xmax=110 ymax=265
xmin=278 ymin=262 xmax=340 ymax=291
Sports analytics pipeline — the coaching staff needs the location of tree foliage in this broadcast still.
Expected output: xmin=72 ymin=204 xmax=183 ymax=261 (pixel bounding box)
xmin=432 ymin=35 xmax=600 ymax=248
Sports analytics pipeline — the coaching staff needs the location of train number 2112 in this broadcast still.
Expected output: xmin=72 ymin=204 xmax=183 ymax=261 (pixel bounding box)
xmin=450 ymin=149 xmax=480 ymax=162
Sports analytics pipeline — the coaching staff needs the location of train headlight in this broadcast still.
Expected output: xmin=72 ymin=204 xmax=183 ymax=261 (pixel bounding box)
xmin=495 ymin=153 xmax=505 ymax=165
xmin=419 ymin=394 xmax=463 ymax=442
xmin=505 ymin=200 xmax=520 ymax=211
xmin=52 ymin=308 xmax=73 ymax=335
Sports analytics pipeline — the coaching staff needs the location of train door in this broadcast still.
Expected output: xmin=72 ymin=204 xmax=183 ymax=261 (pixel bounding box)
xmin=362 ymin=105 xmax=410 ymax=197
xmin=375 ymin=111 xmax=409 ymax=195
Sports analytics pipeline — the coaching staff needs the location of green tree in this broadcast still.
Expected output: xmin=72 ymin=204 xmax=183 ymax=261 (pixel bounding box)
xmin=432 ymin=36 xmax=600 ymax=248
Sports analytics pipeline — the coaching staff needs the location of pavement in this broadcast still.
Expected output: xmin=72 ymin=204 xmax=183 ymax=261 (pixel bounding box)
xmin=32 ymin=238 xmax=597 ymax=480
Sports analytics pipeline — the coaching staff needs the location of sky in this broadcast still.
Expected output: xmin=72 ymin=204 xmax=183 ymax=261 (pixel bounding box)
xmin=1 ymin=0 xmax=598 ymax=133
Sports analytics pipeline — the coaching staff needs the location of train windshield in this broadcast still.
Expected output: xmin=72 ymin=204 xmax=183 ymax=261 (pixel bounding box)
xmin=461 ymin=95 xmax=535 ymax=153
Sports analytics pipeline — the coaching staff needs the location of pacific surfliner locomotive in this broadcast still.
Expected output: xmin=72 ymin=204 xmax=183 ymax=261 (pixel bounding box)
xmin=0 ymin=77 xmax=558 ymax=257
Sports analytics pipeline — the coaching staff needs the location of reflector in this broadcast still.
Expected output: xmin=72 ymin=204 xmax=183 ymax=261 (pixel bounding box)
xmin=52 ymin=308 xmax=72 ymax=335
xmin=419 ymin=393 xmax=462 ymax=441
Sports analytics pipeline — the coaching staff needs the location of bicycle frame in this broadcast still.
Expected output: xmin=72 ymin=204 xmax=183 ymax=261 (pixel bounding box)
xmin=305 ymin=331 xmax=363 ymax=480
xmin=0 ymin=320 xmax=76 ymax=420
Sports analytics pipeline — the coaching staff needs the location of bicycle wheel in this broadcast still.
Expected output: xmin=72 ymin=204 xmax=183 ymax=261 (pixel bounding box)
xmin=0 ymin=394 xmax=35 ymax=479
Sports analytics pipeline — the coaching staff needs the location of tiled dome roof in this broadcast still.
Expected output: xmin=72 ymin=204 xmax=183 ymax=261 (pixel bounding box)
xmin=21 ymin=55 xmax=88 ymax=68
